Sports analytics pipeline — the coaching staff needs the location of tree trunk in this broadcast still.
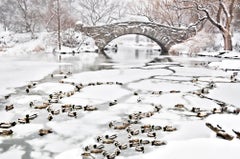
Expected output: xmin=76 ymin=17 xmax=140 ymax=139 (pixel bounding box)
xmin=223 ymin=31 xmax=233 ymax=51
xmin=57 ymin=0 xmax=61 ymax=51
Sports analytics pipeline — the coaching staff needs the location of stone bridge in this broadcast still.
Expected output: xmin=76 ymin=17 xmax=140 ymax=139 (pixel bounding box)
xmin=75 ymin=21 xmax=196 ymax=54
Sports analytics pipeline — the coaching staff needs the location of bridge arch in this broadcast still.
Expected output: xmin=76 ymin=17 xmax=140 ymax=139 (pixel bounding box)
xmin=103 ymin=33 xmax=167 ymax=53
xmin=75 ymin=21 xmax=196 ymax=54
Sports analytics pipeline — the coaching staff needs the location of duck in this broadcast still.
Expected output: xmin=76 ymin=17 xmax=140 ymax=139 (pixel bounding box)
xmin=191 ymin=107 xmax=201 ymax=113
xmin=68 ymin=111 xmax=77 ymax=118
xmin=75 ymin=85 xmax=83 ymax=91
xmin=113 ymin=123 xmax=130 ymax=130
xmin=61 ymin=104 xmax=73 ymax=113
xmin=151 ymin=140 xmax=166 ymax=146
xmin=106 ymin=82 xmax=114 ymax=85
xmin=130 ymin=129 xmax=140 ymax=136
xmin=197 ymin=112 xmax=210 ymax=118
xmin=174 ymin=104 xmax=184 ymax=108
xmin=18 ymin=115 xmax=30 ymax=124
xmin=0 ymin=129 xmax=13 ymax=136
xmin=29 ymin=101 xmax=34 ymax=107
xmin=48 ymin=99 xmax=59 ymax=104
xmin=109 ymin=100 xmax=117 ymax=106
xmin=191 ymin=77 xmax=198 ymax=83
xmin=230 ymin=75 xmax=237 ymax=82
xmin=152 ymin=91 xmax=162 ymax=95
xmin=216 ymin=131 xmax=234 ymax=140
xmin=201 ymin=88 xmax=209 ymax=94
xmin=39 ymin=129 xmax=53 ymax=136
xmin=0 ymin=122 xmax=17 ymax=129
xmin=212 ymin=108 xmax=223 ymax=114
xmin=105 ymin=153 xmax=117 ymax=159
xmin=5 ymin=104 xmax=14 ymax=111
xmin=143 ymin=111 xmax=154 ymax=118
xmin=163 ymin=125 xmax=177 ymax=132
xmin=48 ymin=114 xmax=53 ymax=121
xmin=96 ymin=82 xmax=103 ymax=85
xmin=140 ymin=139 xmax=150 ymax=145
xmin=232 ymin=129 xmax=240 ymax=139
xmin=26 ymin=88 xmax=30 ymax=93
xmin=135 ymin=146 xmax=144 ymax=153
xmin=118 ymin=143 xmax=128 ymax=150
xmin=90 ymin=148 xmax=104 ymax=154
xmin=208 ymin=81 xmax=216 ymax=89
xmin=81 ymin=152 xmax=95 ymax=159
xmin=153 ymin=105 xmax=162 ymax=112
xmin=93 ymin=144 xmax=105 ymax=149
xmin=116 ymin=82 xmax=123 ymax=85
xmin=137 ymin=97 xmax=142 ymax=103
xmin=34 ymin=103 xmax=49 ymax=109
xmin=101 ymin=138 xmax=115 ymax=144
xmin=205 ymin=123 xmax=223 ymax=133
xmin=233 ymin=108 xmax=240 ymax=114
xmin=27 ymin=114 xmax=38 ymax=120
xmin=152 ymin=125 xmax=162 ymax=131
xmin=141 ymin=125 xmax=153 ymax=133
xmin=4 ymin=94 xmax=11 ymax=99
xmin=84 ymin=105 xmax=97 ymax=111
xmin=170 ymin=90 xmax=180 ymax=93
xmin=147 ymin=132 xmax=156 ymax=138
xmin=72 ymin=105 xmax=82 ymax=110
xmin=97 ymin=135 xmax=115 ymax=144
xmin=105 ymin=134 xmax=118 ymax=140
xmin=129 ymin=139 xmax=140 ymax=146
xmin=51 ymin=109 xmax=60 ymax=115
xmin=133 ymin=92 xmax=138 ymax=96
xmin=233 ymin=72 xmax=238 ymax=76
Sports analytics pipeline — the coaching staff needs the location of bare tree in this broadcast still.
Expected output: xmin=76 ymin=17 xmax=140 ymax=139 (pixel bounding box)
xmin=75 ymin=0 xmax=126 ymax=26
xmin=14 ymin=0 xmax=45 ymax=38
xmin=128 ymin=0 xmax=194 ymax=27
xmin=182 ymin=0 xmax=236 ymax=51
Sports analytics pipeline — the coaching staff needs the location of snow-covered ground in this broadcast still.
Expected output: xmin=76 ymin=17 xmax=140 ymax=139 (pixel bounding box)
xmin=0 ymin=36 xmax=240 ymax=159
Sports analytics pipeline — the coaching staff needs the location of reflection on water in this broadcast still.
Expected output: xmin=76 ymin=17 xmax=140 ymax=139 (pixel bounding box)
xmin=105 ymin=46 xmax=161 ymax=64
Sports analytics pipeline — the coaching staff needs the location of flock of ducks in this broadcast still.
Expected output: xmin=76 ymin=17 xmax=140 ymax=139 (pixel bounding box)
xmin=1 ymin=70 xmax=240 ymax=159
xmin=81 ymin=104 xmax=177 ymax=158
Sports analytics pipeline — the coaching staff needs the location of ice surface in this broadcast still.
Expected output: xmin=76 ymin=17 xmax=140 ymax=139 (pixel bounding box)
xmin=32 ymin=82 xmax=75 ymax=94
xmin=0 ymin=56 xmax=58 ymax=98
xmin=0 ymin=146 xmax=24 ymax=159
xmin=207 ymin=83 xmax=240 ymax=106
xmin=63 ymin=68 xmax=172 ymax=84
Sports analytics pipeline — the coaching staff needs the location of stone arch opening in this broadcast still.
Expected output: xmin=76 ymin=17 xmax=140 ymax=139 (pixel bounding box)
xmin=104 ymin=33 xmax=167 ymax=53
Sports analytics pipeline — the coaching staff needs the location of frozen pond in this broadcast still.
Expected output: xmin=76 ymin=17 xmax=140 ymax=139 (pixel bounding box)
xmin=1 ymin=45 xmax=240 ymax=159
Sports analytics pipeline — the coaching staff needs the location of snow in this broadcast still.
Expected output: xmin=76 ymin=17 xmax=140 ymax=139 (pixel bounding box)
xmin=55 ymin=148 xmax=83 ymax=159
xmin=0 ymin=56 xmax=58 ymax=98
xmin=32 ymin=82 xmax=75 ymax=94
xmin=12 ymin=124 xmax=43 ymax=138
xmin=128 ymin=79 xmax=199 ymax=92
xmin=209 ymin=59 xmax=240 ymax=70
xmin=207 ymin=83 xmax=240 ymax=106
xmin=63 ymin=68 xmax=172 ymax=85
xmin=61 ymin=85 xmax=131 ymax=105
xmin=128 ymin=138 xmax=240 ymax=159
xmin=0 ymin=146 xmax=24 ymax=159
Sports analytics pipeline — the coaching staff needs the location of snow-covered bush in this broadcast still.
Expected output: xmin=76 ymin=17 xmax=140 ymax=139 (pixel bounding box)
xmin=61 ymin=28 xmax=84 ymax=48
xmin=0 ymin=31 xmax=17 ymax=48
xmin=169 ymin=31 xmax=217 ymax=55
